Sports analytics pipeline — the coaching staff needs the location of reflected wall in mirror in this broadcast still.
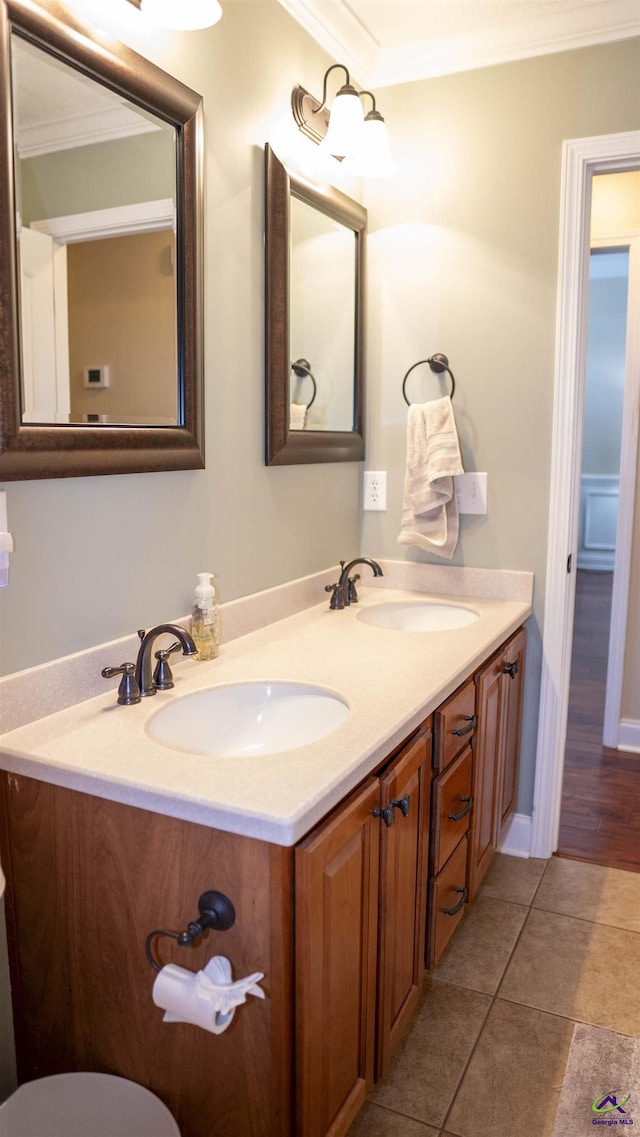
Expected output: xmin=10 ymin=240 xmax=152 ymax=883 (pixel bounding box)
xmin=264 ymin=144 xmax=366 ymax=464
xmin=0 ymin=0 xmax=204 ymax=479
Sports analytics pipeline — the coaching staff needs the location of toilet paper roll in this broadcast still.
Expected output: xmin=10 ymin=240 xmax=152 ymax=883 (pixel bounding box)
xmin=152 ymin=955 xmax=264 ymax=1035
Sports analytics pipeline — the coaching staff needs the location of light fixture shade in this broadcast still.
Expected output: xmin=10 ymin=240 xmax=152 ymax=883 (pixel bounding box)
xmin=348 ymin=114 xmax=398 ymax=177
xmin=140 ymin=0 xmax=222 ymax=30
xmin=319 ymin=86 xmax=364 ymax=158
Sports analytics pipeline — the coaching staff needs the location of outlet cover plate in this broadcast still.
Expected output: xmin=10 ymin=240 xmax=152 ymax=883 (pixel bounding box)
xmin=364 ymin=470 xmax=387 ymax=511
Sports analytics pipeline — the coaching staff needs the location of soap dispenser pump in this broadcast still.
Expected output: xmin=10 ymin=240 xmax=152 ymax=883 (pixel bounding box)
xmin=191 ymin=572 xmax=220 ymax=661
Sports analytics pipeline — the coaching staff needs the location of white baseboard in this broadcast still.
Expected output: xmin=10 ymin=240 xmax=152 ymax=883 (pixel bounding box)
xmin=499 ymin=812 xmax=533 ymax=858
xmin=618 ymin=719 xmax=640 ymax=753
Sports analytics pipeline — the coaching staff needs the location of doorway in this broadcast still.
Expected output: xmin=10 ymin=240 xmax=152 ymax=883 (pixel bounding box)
xmin=556 ymin=226 xmax=640 ymax=872
xmin=531 ymin=131 xmax=640 ymax=861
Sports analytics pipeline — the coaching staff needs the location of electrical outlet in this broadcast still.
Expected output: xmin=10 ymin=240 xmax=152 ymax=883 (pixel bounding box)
xmin=455 ymin=473 xmax=488 ymax=515
xmin=364 ymin=470 xmax=387 ymax=511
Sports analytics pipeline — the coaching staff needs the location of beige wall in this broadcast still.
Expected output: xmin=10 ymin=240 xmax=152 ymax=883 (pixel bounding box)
xmin=67 ymin=231 xmax=177 ymax=423
xmin=591 ymin=171 xmax=640 ymax=236
xmin=361 ymin=38 xmax=640 ymax=812
xmin=0 ymin=1 xmax=363 ymax=677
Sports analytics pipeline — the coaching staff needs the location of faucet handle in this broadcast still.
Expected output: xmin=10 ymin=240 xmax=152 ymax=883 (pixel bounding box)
xmin=325 ymin=583 xmax=345 ymax=610
xmin=101 ymin=662 xmax=141 ymax=705
xmin=347 ymin=574 xmax=361 ymax=604
xmin=152 ymin=641 xmax=182 ymax=690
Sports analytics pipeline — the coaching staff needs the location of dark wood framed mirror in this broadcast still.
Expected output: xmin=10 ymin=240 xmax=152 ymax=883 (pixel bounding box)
xmin=264 ymin=144 xmax=366 ymax=465
xmin=0 ymin=0 xmax=204 ymax=479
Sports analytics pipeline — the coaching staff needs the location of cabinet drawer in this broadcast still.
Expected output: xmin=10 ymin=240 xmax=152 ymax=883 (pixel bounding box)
xmin=433 ymin=679 xmax=476 ymax=771
xmin=431 ymin=745 xmax=473 ymax=875
xmin=428 ymin=835 xmax=468 ymax=968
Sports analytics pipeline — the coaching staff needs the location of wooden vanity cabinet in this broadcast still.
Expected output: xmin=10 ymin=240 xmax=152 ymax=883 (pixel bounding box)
xmin=0 ymin=624 xmax=527 ymax=1137
xmin=467 ymin=626 xmax=526 ymax=901
xmin=295 ymin=725 xmax=432 ymax=1136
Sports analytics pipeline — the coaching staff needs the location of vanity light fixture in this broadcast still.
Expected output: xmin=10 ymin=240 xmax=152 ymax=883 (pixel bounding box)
xmin=292 ymin=63 xmax=396 ymax=175
xmin=139 ymin=0 xmax=222 ymax=30
xmin=347 ymin=92 xmax=398 ymax=178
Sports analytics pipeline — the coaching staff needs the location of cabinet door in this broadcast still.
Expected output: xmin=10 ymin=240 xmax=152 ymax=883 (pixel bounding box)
xmin=467 ymin=652 xmax=502 ymax=900
xmin=376 ymin=728 xmax=431 ymax=1079
xmin=494 ymin=628 xmax=527 ymax=847
xmin=295 ymin=778 xmax=380 ymax=1137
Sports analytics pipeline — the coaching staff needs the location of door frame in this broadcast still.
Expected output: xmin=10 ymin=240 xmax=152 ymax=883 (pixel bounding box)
xmin=531 ymin=130 xmax=640 ymax=860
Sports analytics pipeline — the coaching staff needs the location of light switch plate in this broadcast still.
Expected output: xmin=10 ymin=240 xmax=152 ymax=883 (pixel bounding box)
xmin=455 ymin=473 xmax=488 ymax=514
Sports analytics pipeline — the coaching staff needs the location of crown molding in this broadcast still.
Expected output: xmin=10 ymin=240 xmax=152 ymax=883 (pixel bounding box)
xmin=30 ymin=198 xmax=175 ymax=243
xmin=16 ymin=105 xmax=160 ymax=159
xmin=278 ymin=0 xmax=640 ymax=89
xmin=276 ymin=0 xmax=378 ymax=84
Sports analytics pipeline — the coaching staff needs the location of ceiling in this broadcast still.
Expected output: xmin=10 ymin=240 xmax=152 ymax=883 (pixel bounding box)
xmin=277 ymin=0 xmax=640 ymax=88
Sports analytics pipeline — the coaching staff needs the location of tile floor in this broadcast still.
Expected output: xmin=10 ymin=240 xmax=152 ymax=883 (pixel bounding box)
xmin=347 ymin=853 xmax=640 ymax=1137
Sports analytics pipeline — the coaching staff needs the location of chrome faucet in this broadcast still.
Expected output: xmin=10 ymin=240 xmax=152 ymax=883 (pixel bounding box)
xmin=135 ymin=624 xmax=197 ymax=697
xmin=325 ymin=558 xmax=383 ymax=609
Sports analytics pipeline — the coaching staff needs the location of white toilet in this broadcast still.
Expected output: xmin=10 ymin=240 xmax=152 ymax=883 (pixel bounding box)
xmin=0 ymin=1072 xmax=181 ymax=1137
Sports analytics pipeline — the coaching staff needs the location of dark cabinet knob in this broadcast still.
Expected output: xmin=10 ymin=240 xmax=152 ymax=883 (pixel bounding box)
xmin=503 ymin=660 xmax=519 ymax=679
xmin=373 ymin=806 xmax=394 ymax=828
xmin=391 ymin=795 xmax=410 ymax=818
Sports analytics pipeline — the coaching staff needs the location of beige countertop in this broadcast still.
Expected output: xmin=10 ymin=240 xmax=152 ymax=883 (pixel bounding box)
xmin=0 ymin=570 xmax=531 ymax=846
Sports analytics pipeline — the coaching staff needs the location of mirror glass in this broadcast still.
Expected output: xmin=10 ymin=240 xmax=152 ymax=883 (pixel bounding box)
xmin=12 ymin=34 xmax=178 ymax=427
xmin=289 ymin=196 xmax=356 ymax=433
xmin=264 ymin=144 xmax=366 ymax=465
xmin=0 ymin=0 xmax=203 ymax=480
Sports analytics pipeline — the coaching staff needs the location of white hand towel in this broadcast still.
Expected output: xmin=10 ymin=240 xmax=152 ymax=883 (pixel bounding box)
xmin=398 ymin=396 xmax=464 ymax=559
xmin=290 ymin=402 xmax=307 ymax=430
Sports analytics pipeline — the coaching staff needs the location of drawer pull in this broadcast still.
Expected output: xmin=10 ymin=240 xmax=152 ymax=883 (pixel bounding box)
xmin=448 ymin=795 xmax=473 ymax=822
xmin=391 ymin=795 xmax=410 ymax=818
xmin=451 ymin=715 xmax=476 ymax=737
xmin=372 ymin=806 xmax=394 ymax=828
xmin=504 ymin=660 xmax=519 ymax=679
xmin=443 ymin=887 xmax=467 ymax=917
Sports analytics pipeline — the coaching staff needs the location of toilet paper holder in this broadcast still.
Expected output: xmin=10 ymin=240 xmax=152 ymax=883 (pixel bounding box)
xmin=145 ymin=890 xmax=236 ymax=972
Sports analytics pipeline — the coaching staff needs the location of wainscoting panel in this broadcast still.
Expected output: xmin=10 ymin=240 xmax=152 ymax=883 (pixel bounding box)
xmin=578 ymin=474 xmax=619 ymax=571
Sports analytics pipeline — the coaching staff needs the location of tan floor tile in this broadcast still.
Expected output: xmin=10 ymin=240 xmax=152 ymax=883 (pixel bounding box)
xmin=347 ymin=1102 xmax=439 ymax=1135
xmin=533 ymin=856 xmax=640 ymax=932
xmin=499 ymin=908 xmax=640 ymax=1036
xmin=445 ymin=999 xmax=574 ymax=1137
xmin=369 ymin=981 xmax=491 ymax=1127
xmin=478 ymin=852 xmax=548 ymax=906
xmin=431 ymin=896 xmax=528 ymax=994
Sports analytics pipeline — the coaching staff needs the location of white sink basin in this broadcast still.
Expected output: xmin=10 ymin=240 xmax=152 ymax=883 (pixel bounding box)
xmin=357 ymin=601 xmax=479 ymax=632
xmin=145 ymin=681 xmax=349 ymax=758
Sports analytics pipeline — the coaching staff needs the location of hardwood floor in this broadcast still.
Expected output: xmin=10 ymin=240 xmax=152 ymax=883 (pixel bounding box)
xmin=557 ymin=570 xmax=640 ymax=873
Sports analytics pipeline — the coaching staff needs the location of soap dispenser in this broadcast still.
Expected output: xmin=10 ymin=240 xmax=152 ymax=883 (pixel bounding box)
xmin=191 ymin=572 xmax=220 ymax=661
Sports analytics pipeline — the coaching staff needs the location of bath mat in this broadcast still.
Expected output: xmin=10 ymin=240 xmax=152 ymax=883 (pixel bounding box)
xmin=552 ymin=1022 xmax=640 ymax=1135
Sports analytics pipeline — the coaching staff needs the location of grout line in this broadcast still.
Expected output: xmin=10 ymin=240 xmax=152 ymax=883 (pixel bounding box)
xmin=358 ymin=1099 xmax=440 ymax=1131
xmin=528 ymin=903 xmax=640 ymax=935
xmin=441 ymin=873 xmax=547 ymax=1132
